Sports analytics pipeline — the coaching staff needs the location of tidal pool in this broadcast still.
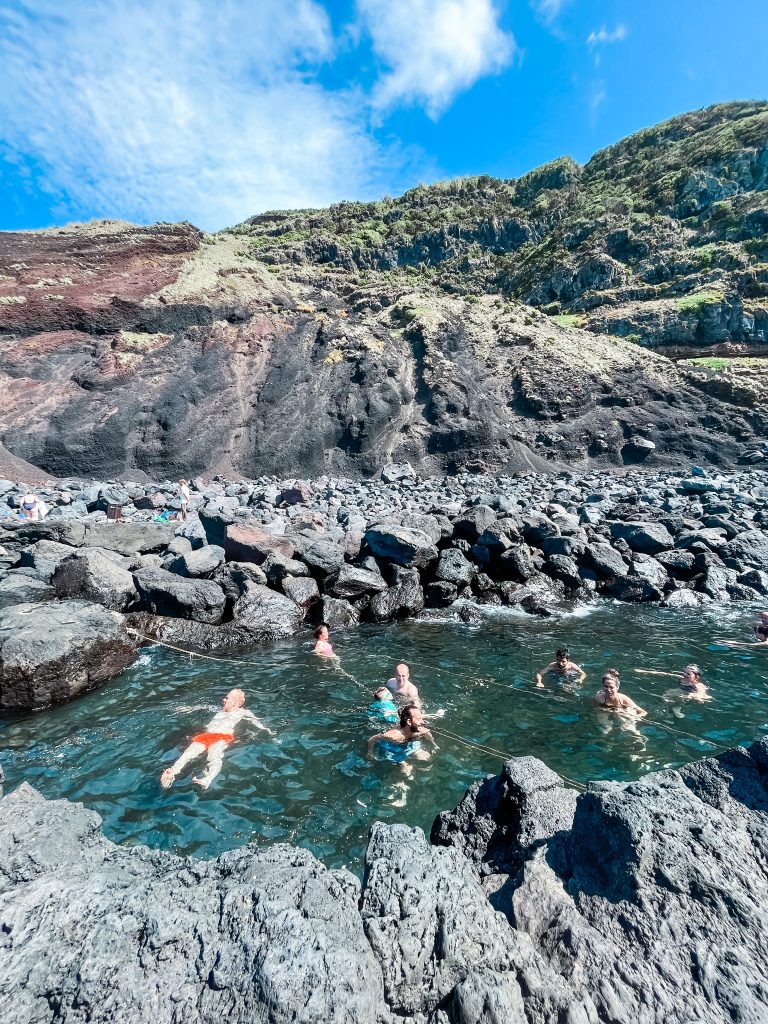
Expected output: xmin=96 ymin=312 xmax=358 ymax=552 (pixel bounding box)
xmin=2 ymin=601 xmax=767 ymax=871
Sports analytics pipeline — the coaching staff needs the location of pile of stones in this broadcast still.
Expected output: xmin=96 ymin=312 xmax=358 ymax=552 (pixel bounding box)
xmin=2 ymin=462 xmax=768 ymax=708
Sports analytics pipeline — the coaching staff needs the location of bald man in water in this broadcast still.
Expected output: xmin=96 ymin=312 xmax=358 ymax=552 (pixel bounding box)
xmin=385 ymin=663 xmax=421 ymax=705
xmin=160 ymin=688 xmax=272 ymax=790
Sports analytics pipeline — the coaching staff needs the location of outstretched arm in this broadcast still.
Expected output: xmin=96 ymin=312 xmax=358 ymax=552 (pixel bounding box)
xmin=634 ymin=668 xmax=678 ymax=678
xmin=420 ymin=729 xmax=438 ymax=750
xmin=367 ymin=733 xmax=387 ymax=757
xmin=241 ymin=710 xmax=274 ymax=735
xmin=716 ymin=638 xmax=768 ymax=649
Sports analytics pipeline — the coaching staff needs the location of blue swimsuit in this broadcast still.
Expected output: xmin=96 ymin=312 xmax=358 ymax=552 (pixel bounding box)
xmin=368 ymin=700 xmax=399 ymax=725
xmin=376 ymin=738 xmax=422 ymax=764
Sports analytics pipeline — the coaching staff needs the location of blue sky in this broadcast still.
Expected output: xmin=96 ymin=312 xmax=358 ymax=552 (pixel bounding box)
xmin=1 ymin=0 xmax=766 ymax=231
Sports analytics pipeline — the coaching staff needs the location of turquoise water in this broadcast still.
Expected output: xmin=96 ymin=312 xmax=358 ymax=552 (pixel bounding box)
xmin=2 ymin=601 xmax=768 ymax=871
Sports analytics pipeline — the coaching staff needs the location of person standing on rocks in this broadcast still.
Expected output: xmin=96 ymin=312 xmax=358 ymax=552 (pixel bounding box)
xmin=19 ymin=492 xmax=44 ymax=521
xmin=368 ymin=703 xmax=437 ymax=773
xmin=385 ymin=663 xmax=421 ymax=705
xmin=160 ymin=688 xmax=272 ymax=790
xmin=178 ymin=479 xmax=191 ymax=521
xmin=534 ymin=648 xmax=586 ymax=688
xmin=594 ymin=673 xmax=647 ymax=717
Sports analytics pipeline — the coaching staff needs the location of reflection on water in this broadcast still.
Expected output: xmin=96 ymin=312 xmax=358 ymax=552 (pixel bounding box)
xmin=2 ymin=601 xmax=767 ymax=870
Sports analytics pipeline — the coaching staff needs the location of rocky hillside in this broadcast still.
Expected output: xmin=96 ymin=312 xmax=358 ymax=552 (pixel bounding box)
xmin=0 ymin=103 xmax=766 ymax=480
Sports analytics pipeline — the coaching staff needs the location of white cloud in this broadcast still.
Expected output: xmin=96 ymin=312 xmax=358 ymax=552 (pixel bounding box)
xmin=0 ymin=0 xmax=423 ymax=230
xmin=358 ymin=0 xmax=515 ymax=119
xmin=587 ymin=24 xmax=627 ymax=47
xmin=531 ymin=0 xmax=565 ymax=24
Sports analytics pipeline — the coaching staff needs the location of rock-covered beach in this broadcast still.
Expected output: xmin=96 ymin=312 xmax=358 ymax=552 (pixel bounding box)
xmin=2 ymin=465 xmax=768 ymax=707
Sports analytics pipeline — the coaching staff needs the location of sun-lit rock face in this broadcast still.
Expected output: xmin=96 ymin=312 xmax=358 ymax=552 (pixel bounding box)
xmin=0 ymin=103 xmax=766 ymax=481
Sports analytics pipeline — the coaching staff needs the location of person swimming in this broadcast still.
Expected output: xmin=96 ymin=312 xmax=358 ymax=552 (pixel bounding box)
xmin=313 ymin=623 xmax=334 ymax=657
xmin=716 ymin=611 xmax=768 ymax=648
xmin=367 ymin=704 xmax=437 ymax=770
xmin=593 ymin=673 xmax=647 ymax=717
xmin=634 ymin=663 xmax=711 ymax=701
xmin=385 ymin=663 xmax=421 ymax=704
xmin=160 ymin=688 xmax=272 ymax=790
xmin=368 ymin=686 xmax=399 ymax=725
xmin=534 ymin=648 xmax=586 ymax=688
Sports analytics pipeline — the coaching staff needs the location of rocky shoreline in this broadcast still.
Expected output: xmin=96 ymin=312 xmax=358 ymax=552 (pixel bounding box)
xmin=2 ymin=465 xmax=768 ymax=707
xmin=2 ymin=736 xmax=768 ymax=1023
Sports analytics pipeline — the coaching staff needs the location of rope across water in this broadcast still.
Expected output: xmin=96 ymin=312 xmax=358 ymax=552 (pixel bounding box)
xmin=128 ymin=626 xmax=735 ymax=794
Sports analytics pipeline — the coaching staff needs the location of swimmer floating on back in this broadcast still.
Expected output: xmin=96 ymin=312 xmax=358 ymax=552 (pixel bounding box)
xmin=368 ymin=704 xmax=437 ymax=775
xmin=534 ymin=648 xmax=586 ymax=688
xmin=594 ymin=673 xmax=647 ymax=717
xmin=313 ymin=623 xmax=335 ymax=657
xmin=160 ymin=688 xmax=272 ymax=790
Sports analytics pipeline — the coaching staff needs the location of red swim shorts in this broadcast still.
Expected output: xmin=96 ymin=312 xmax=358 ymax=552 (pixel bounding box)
xmin=192 ymin=732 xmax=234 ymax=748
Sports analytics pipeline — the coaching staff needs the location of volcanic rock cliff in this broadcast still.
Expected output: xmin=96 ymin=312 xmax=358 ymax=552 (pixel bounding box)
xmin=1 ymin=102 xmax=766 ymax=480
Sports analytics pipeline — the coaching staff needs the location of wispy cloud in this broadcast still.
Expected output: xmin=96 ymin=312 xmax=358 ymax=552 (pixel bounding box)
xmin=587 ymin=24 xmax=627 ymax=47
xmin=358 ymin=0 xmax=515 ymax=119
xmin=531 ymin=0 xmax=566 ymax=24
xmin=0 ymin=1 xmax=423 ymax=230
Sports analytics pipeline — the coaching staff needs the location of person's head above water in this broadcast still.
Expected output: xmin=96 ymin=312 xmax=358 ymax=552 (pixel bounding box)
xmin=601 ymin=674 xmax=620 ymax=696
xmin=394 ymin=663 xmax=410 ymax=683
xmin=373 ymin=686 xmax=392 ymax=701
xmin=555 ymin=648 xmax=569 ymax=666
xmin=681 ymin=664 xmax=702 ymax=683
xmin=223 ymin=689 xmax=245 ymax=711
xmin=314 ymin=624 xmax=330 ymax=641
xmin=399 ymin=703 xmax=424 ymax=730
xmin=604 ymin=667 xmax=620 ymax=680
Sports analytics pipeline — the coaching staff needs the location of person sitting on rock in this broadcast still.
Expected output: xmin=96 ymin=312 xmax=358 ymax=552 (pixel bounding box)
xmin=594 ymin=673 xmax=647 ymax=717
xmin=369 ymin=687 xmax=399 ymax=724
xmin=368 ymin=703 xmax=437 ymax=774
xmin=634 ymin=663 xmax=711 ymax=701
xmin=534 ymin=648 xmax=586 ymax=687
xmin=385 ymin=663 xmax=420 ymax=705
xmin=160 ymin=688 xmax=272 ymax=790
xmin=19 ymin=492 xmax=43 ymax=521
xmin=313 ymin=623 xmax=335 ymax=657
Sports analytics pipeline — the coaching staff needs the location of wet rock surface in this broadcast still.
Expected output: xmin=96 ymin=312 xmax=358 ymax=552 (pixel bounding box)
xmin=3 ymin=739 xmax=768 ymax=1022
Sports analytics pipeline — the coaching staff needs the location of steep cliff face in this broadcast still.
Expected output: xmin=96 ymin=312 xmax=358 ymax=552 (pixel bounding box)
xmin=1 ymin=103 xmax=766 ymax=480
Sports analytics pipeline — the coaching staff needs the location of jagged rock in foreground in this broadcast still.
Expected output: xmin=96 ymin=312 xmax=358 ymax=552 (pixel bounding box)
xmin=2 ymin=740 xmax=768 ymax=1022
xmin=0 ymin=784 xmax=383 ymax=1024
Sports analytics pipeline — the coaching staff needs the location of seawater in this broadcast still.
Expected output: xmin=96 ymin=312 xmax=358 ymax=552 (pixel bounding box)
xmin=2 ymin=601 xmax=767 ymax=871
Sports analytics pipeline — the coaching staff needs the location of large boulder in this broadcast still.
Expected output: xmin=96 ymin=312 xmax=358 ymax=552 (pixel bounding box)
xmin=83 ymin=522 xmax=176 ymax=556
xmin=368 ymin=567 xmax=424 ymax=622
xmin=231 ymin=582 xmax=304 ymax=639
xmin=0 ymin=785 xmax=383 ymax=1024
xmin=224 ymin=524 xmax=294 ymax=565
xmin=582 ymin=541 xmax=628 ymax=578
xmin=609 ymin=521 xmax=675 ymax=555
xmin=133 ymin=568 xmax=226 ymax=624
xmin=365 ymin=526 xmax=437 ymax=569
xmin=0 ymin=600 xmax=137 ymax=708
xmin=361 ymin=823 xmax=585 ymax=1022
xmin=168 ymin=545 xmax=226 ymax=579
xmin=53 ymin=548 xmax=138 ymax=611
xmin=435 ymin=548 xmax=476 ymax=586
xmin=301 ymin=538 xmax=345 ymax=577
xmin=19 ymin=540 xmax=75 ymax=583
xmin=324 ymin=562 xmax=387 ymax=599
xmin=0 ymin=572 xmax=55 ymax=611
xmin=723 ymin=530 xmax=768 ymax=572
